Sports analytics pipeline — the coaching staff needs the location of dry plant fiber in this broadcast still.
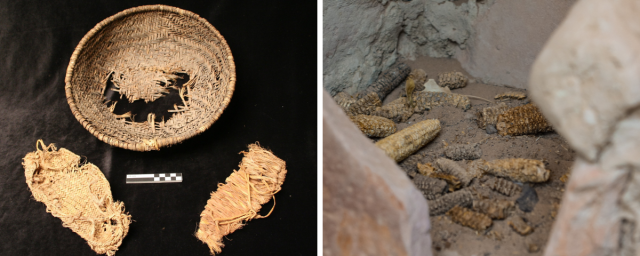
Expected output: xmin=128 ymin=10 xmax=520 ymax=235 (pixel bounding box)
xmin=196 ymin=143 xmax=287 ymax=255
xmin=433 ymin=158 xmax=475 ymax=186
xmin=408 ymin=68 xmax=427 ymax=90
xmin=375 ymin=119 xmax=441 ymax=162
xmin=400 ymin=153 xmax=424 ymax=177
xmin=66 ymin=5 xmax=235 ymax=151
xmin=495 ymin=91 xmax=526 ymax=100
xmin=405 ymin=77 xmax=416 ymax=108
xmin=417 ymin=162 xmax=436 ymax=176
xmin=23 ymin=140 xmax=131 ymax=256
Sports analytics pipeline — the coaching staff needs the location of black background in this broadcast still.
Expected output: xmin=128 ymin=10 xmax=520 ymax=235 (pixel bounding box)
xmin=0 ymin=1 xmax=317 ymax=255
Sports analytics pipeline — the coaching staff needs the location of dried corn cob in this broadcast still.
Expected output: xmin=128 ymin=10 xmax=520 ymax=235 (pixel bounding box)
xmin=433 ymin=158 xmax=476 ymax=186
xmin=472 ymin=199 xmax=514 ymax=219
xmin=413 ymin=91 xmax=471 ymax=112
xmin=481 ymin=176 xmax=522 ymax=196
xmin=400 ymin=154 xmax=423 ymax=177
xmin=508 ymin=215 xmax=533 ymax=235
xmin=351 ymin=115 xmax=396 ymax=137
xmin=473 ymin=158 xmax=549 ymax=183
xmin=495 ymin=91 xmax=526 ymax=100
xmin=359 ymin=62 xmax=411 ymax=100
xmin=428 ymin=188 xmax=474 ymax=216
xmin=438 ymin=71 xmax=468 ymax=89
xmin=446 ymin=206 xmax=492 ymax=231
xmin=496 ymin=103 xmax=552 ymax=136
xmin=476 ymin=102 xmax=509 ymax=129
xmin=375 ymin=119 xmax=441 ymax=162
xmin=370 ymin=97 xmax=414 ymax=123
xmin=413 ymin=174 xmax=447 ymax=200
xmin=347 ymin=92 xmax=381 ymax=116
xmin=333 ymin=92 xmax=356 ymax=112
xmin=444 ymin=143 xmax=482 ymax=160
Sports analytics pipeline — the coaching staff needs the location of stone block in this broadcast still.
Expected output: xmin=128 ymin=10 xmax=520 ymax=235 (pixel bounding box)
xmin=323 ymin=90 xmax=432 ymax=256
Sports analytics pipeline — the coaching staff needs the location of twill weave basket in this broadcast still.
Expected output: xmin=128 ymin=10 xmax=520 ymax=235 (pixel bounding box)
xmin=65 ymin=5 xmax=235 ymax=151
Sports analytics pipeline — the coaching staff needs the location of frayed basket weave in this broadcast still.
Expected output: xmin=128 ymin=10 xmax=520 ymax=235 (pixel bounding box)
xmin=65 ymin=5 xmax=236 ymax=151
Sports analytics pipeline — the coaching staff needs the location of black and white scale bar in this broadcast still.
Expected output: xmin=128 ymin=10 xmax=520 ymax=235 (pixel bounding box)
xmin=126 ymin=173 xmax=182 ymax=184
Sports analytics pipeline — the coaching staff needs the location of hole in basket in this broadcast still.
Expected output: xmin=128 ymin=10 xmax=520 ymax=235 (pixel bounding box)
xmin=104 ymin=72 xmax=190 ymax=123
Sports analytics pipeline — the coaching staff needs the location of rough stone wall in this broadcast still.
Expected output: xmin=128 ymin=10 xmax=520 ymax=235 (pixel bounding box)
xmin=529 ymin=0 xmax=640 ymax=254
xmin=324 ymin=0 xmax=578 ymax=93
xmin=323 ymin=90 xmax=432 ymax=256
xmin=456 ymin=0 xmax=577 ymax=89
xmin=323 ymin=0 xmax=492 ymax=96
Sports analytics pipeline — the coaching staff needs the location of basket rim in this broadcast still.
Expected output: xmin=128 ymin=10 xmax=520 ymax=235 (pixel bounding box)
xmin=65 ymin=4 xmax=236 ymax=151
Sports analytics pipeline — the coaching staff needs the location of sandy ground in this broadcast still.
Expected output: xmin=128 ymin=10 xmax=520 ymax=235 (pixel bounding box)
xmin=374 ymin=56 xmax=575 ymax=256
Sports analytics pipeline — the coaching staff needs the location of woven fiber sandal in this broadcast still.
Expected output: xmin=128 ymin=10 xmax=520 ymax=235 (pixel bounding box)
xmin=65 ymin=5 xmax=236 ymax=151
xmin=23 ymin=140 xmax=131 ymax=256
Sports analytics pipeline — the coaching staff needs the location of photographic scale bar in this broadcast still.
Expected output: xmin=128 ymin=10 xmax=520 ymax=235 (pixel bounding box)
xmin=126 ymin=173 xmax=182 ymax=184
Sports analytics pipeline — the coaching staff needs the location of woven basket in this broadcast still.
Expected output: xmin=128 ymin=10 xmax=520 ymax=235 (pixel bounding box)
xmin=65 ymin=5 xmax=235 ymax=151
